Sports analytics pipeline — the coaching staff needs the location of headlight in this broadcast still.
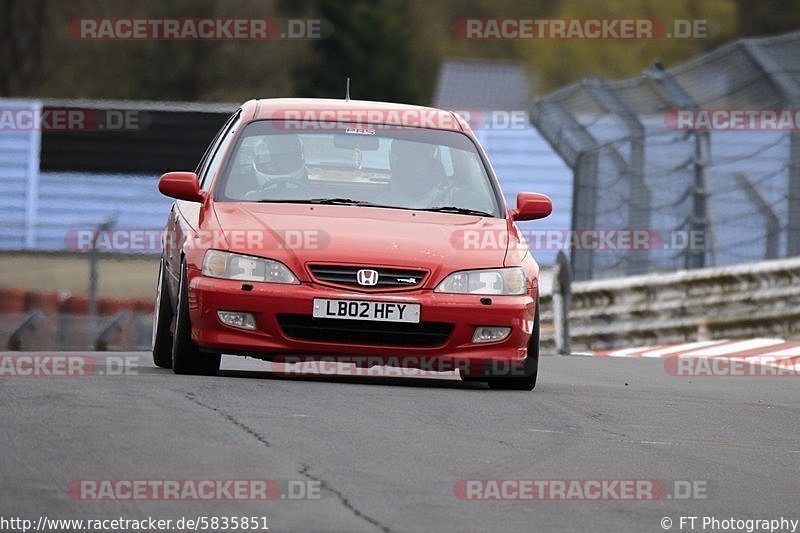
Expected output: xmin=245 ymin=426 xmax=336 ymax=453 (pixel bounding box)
xmin=434 ymin=267 xmax=527 ymax=295
xmin=202 ymin=250 xmax=299 ymax=284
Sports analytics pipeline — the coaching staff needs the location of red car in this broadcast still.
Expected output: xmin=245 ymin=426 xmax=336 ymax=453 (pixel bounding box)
xmin=152 ymin=98 xmax=551 ymax=389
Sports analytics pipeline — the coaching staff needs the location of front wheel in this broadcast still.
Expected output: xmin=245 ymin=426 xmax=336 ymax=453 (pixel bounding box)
xmin=151 ymin=258 xmax=174 ymax=369
xmin=487 ymin=308 xmax=540 ymax=391
xmin=171 ymin=261 xmax=221 ymax=376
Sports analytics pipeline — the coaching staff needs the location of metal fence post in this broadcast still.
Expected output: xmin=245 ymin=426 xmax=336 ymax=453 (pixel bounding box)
xmin=88 ymin=218 xmax=115 ymax=346
xmin=688 ymin=130 xmax=711 ymax=269
xmin=734 ymin=173 xmax=781 ymax=259
xmin=24 ymin=100 xmax=42 ymax=249
xmin=585 ymin=80 xmax=649 ymax=275
xmin=530 ymin=99 xmax=600 ymax=280
xmin=645 ymin=65 xmax=712 ymax=269
xmin=571 ymin=151 xmax=598 ymax=280
xmin=552 ymin=250 xmax=572 ymax=355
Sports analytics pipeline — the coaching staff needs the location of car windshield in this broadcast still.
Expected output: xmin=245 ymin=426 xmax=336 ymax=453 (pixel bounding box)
xmin=214 ymin=120 xmax=502 ymax=217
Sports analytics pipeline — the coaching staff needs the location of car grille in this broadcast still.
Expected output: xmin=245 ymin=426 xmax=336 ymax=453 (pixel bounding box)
xmin=308 ymin=264 xmax=427 ymax=290
xmin=277 ymin=314 xmax=453 ymax=347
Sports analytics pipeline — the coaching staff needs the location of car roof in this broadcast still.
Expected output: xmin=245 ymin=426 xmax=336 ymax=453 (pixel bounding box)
xmin=239 ymin=98 xmax=471 ymax=133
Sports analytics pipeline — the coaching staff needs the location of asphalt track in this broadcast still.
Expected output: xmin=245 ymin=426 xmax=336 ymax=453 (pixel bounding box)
xmin=0 ymin=352 xmax=798 ymax=532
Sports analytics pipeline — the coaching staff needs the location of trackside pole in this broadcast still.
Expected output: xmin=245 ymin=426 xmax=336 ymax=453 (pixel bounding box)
xmin=552 ymin=251 xmax=572 ymax=355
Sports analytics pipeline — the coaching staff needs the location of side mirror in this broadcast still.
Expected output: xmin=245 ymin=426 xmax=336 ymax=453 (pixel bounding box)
xmin=511 ymin=192 xmax=552 ymax=221
xmin=158 ymin=172 xmax=203 ymax=202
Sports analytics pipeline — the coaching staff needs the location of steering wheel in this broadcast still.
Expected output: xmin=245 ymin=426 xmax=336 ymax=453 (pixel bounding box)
xmin=260 ymin=178 xmax=306 ymax=191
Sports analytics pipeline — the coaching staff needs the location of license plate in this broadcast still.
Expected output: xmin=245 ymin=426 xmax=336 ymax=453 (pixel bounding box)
xmin=312 ymin=298 xmax=420 ymax=323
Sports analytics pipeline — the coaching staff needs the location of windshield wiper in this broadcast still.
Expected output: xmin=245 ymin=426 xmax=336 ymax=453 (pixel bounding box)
xmin=253 ymin=199 xmax=492 ymax=216
xmin=307 ymin=198 xmax=384 ymax=206
xmin=256 ymin=198 xmax=392 ymax=207
xmin=419 ymin=206 xmax=495 ymax=217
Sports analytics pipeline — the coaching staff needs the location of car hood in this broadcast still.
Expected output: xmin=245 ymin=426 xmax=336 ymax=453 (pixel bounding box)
xmin=211 ymin=202 xmax=525 ymax=286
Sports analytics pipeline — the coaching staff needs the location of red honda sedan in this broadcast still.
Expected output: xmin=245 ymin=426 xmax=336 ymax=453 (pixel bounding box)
xmin=152 ymin=98 xmax=551 ymax=389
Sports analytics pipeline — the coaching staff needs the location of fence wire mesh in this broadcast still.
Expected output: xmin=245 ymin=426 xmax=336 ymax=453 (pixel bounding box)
xmin=531 ymin=31 xmax=800 ymax=280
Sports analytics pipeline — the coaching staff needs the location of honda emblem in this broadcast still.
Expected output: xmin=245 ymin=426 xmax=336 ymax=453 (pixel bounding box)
xmin=356 ymin=269 xmax=379 ymax=286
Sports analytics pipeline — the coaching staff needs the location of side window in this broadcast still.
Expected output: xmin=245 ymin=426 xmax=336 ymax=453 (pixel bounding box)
xmin=198 ymin=110 xmax=241 ymax=190
xmin=195 ymin=114 xmax=232 ymax=175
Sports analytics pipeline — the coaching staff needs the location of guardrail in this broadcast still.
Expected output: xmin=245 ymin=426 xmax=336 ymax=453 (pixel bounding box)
xmin=539 ymin=257 xmax=800 ymax=352
xmin=1 ymin=312 xmax=152 ymax=351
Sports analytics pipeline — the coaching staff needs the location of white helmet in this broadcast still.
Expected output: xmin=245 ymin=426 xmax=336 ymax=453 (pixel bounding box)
xmin=252 ymin=135 xmax=305 ymax=183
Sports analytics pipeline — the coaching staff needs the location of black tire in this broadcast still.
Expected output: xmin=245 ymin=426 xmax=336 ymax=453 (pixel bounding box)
xmin=487 ymin=307 xmax=540 ymax=391
xmin=151 ymin=258 xmax=174 ymax=369
xmin=172 ymin=261 xmax=221 ymax=376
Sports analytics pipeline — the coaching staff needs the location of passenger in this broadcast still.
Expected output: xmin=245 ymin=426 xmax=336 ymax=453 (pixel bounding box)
xmin=382 ymin=139 xmax=451 ymax=208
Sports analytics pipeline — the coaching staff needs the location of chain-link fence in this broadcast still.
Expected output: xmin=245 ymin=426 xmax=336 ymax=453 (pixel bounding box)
xmin=531 ymin=31 xmax=800 ymax=281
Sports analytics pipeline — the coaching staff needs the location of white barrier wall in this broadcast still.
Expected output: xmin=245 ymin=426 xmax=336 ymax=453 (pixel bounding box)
xmin=0 ymin=99 xmax=41 ymax=249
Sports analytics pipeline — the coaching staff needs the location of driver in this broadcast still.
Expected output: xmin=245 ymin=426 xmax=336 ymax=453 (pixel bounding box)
xmin=383 ymin=139 xmax=449 ymax=208
xmin=252 ymin=134 xmax=306 ymax=187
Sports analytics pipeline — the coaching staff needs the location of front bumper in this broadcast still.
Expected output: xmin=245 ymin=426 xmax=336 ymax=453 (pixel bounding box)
xmin=188 ymin=270 xmax=537 ymax=371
